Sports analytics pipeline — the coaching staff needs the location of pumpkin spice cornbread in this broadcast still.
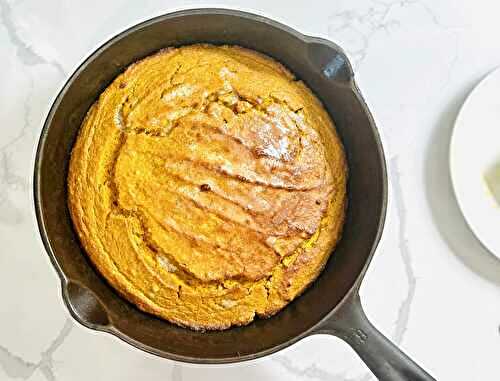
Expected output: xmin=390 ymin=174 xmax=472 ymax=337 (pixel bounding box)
xmin=68 ymin=44 xmax=347 ymax=330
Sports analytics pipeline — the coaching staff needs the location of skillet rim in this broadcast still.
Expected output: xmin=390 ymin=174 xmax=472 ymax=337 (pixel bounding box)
xmin=33 ymin=7 xmax=388 ymax=364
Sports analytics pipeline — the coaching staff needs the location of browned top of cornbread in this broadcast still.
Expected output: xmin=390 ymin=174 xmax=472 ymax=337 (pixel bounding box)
xmin=68 ymin=44 xmax=347 ymax=330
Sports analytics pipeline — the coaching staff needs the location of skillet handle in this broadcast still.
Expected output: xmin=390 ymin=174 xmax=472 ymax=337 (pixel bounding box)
xmin=316 ymin=292 xmax=435 ymax=381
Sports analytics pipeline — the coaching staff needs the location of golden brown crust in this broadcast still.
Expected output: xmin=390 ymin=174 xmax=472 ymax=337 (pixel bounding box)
xmin=68 ymin=44 xmax=347 ymax=330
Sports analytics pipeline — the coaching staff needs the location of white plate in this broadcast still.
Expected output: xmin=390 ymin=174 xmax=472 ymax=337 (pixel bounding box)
xmin=450 ymin=67 xmax=500 ymax=257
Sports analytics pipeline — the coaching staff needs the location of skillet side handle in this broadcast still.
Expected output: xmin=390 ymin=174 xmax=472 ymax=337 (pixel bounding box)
xmin=317 ymin=292 xmax=435 ymax=381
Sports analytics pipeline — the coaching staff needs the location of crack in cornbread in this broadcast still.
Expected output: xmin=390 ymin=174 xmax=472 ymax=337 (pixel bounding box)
xmin=68 ymin=44 xmax=347 ymax=330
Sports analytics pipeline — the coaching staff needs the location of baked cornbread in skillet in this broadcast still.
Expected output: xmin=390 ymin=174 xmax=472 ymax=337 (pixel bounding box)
xmin=68 ymin=44 xmax=347 ymax=330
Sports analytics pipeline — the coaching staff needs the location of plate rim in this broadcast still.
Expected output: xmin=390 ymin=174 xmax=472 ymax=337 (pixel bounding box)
xmin=449 ymin=65 xmax=500 ymax=258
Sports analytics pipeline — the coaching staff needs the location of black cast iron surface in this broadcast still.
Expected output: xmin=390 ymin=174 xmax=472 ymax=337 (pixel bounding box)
xmin=34 ymin=8 xmax=435 ymax=380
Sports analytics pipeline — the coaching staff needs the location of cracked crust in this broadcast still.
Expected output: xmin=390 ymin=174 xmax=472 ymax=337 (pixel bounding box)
xmin=67 ymin=44 xmax=347 ymax=330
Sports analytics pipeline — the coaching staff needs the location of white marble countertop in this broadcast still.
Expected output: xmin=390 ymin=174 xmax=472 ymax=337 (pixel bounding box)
xmin=1 ymin=0 xmax=500 ymax=380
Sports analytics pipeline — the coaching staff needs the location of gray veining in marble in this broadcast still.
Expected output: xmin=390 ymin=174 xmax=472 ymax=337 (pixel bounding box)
xmin=37 ymin=320 xmax=73 ymax=381
xmin=0 ymin=346 xmax=36 ymax=380
xmin=0 ymin=0 xmax=65 ymax=76
xmin=0 ymin=319 xmax=73 ymax=381
xmin=327 ymin=0 xmax=463 ymax=72
xmin=327 ymin=0 xmax=409 ymax=67
xmin=390 ymin=157 xmax=416 ymax=344
xmin=273 ymin=355 xmax=355 ymax=381
xmin=0 ymin=153 xmax=25 ymax=225
xmin=171 ymin=363 xmax=183 ymax=381
xmin=0 ymin=71 xmax=32 ymax=225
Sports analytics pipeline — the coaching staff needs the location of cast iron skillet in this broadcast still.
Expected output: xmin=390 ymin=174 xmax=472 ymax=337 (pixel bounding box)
xmin=34 ymin=8 xmax=435 ymax=380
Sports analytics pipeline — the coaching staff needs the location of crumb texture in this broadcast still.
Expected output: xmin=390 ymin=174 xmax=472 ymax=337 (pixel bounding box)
xmin=68 ymin=44 xmax=347 ymax=330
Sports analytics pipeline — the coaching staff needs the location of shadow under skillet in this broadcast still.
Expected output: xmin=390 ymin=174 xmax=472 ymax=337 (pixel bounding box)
xmin=425 ymin=78 xmax=500 ymax=286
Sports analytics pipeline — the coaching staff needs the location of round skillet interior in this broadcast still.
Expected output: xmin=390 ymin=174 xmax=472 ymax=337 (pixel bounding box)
xmin=34 ymin=9 xmax=386 ymax=363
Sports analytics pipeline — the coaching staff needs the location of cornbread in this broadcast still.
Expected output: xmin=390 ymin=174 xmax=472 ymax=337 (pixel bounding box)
xmin=68 ymin=44 xmax=347 ymax=330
